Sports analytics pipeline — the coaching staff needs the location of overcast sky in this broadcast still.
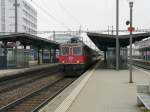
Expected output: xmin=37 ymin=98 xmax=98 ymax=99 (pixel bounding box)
xmin=28 ymin=0 xmax=150 ymax=31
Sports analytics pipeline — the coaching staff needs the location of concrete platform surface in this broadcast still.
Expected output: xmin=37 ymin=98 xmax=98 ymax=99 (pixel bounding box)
xmin=65 ymin=65 xmax=150 ymax=112
xmin=0 ymin=63 xmax=59 ymax=79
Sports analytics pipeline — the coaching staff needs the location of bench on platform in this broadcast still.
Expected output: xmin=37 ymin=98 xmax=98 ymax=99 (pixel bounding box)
xmin=137 ymin=84 xmax=150 ymax=110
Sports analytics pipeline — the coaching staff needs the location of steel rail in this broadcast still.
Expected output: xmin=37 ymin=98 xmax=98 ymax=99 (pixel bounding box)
xmin=0 ymin=77 xmax=64 ymax=112
xmin=132 ymin=59 xmax=150 ymax=70
xmin=31 ymin=78 xmax=75 ymax=112
xmin=0 ymin=69 xmax=58 ymax=94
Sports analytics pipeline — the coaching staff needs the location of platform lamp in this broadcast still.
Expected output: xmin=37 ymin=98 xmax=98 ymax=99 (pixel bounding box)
xmin=126 ymin=0 xmax=135 ymax=83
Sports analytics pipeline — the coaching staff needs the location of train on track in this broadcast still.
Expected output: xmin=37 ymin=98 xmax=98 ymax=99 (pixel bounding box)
xmin=59 ymin=37 xmax=99 ymax=76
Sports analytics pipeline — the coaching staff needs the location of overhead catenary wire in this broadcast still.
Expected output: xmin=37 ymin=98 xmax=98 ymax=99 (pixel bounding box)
xmin=55 ymin=0 xmax=81 ymax=26
xmin=28 ymin=0 xmax=89 ymax=32
xmin=29 ymin=0 xmax=70 ymax=29
xmin=42 ymin=0 xmax=59 ymax=17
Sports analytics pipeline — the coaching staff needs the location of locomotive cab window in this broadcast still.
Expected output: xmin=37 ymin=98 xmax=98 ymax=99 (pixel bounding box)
xmin=73 ymin=47 xmax=82 ymax=55
xmin=61 ymin=47 xmax=69 ymax=55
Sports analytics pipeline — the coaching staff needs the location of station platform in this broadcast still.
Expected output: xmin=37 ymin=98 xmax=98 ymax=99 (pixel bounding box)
xmin=0 ymin=63 xmax=59 ymax=79
xmin=40 ymin=61 xmax=150 ymax=112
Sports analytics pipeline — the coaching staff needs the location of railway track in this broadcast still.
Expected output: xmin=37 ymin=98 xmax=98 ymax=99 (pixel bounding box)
xmin=0 ymin=77 xmax=75 ymax=112
xmin=0 ymin=66 xmax=66 ymax=109
xmin=0 ymin=66 xmax=77 ymax=112
xmin=132 ymin=59 xmax=150 ymax=70
xmin=0 ymin=69 xmax=58 ymax=94
xmin=0 ymin=72 xmax=63 ymax=108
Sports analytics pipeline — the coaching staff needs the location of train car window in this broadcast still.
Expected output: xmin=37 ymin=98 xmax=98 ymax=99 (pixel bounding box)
xmin=61 ymin=47 xmax=69 ymax=55
xmin=73 ymin=47 xmax=82 ymax=55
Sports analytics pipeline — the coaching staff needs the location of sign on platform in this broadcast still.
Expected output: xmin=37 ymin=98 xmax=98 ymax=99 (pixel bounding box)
xmin=128 ymin=27 xmax=135 ymax=32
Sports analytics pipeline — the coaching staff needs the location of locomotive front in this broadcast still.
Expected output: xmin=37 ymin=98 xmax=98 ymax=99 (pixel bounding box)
xmin=59 ymin=43 xmax=86 ymax=71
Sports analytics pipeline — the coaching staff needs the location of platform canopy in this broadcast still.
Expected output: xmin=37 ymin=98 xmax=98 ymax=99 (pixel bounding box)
xmin=87 ymin=32 xmax=150 ymax=51
xmin=0 ymin=33 xmax=59 ymax=48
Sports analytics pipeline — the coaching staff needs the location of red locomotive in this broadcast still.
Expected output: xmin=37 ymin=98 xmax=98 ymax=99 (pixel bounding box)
xmin=59 ymin=38 xmax=99 ymax=75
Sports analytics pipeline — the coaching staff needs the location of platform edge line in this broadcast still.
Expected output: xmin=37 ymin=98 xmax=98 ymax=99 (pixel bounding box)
xmin=133 ymin=66 xmax=150 ymax=76
xmin=54 ymin=62 xmax=100 ymax=112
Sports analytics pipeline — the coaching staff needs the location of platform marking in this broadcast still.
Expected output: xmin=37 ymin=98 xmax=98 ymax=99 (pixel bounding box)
xmin=133 ymin=66 xmax=150 ymax=76
xmin=54 ymin=62 xmax=100 ymax=112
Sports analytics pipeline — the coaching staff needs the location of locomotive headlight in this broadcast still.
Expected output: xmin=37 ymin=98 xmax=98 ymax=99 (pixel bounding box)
xmin=62 ymin=61 xmax=65 ymax=63
xmin=76 ymin=60 xmax=80 ymax=64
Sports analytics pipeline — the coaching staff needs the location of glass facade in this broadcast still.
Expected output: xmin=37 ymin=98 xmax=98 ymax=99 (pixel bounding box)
xmin=0 ymin=47 xmax=59 ymax=69
xmin=0 ymin=48 xmax=30 ymax=68
xmin=106 ymin=47 xmax=128 ymax=69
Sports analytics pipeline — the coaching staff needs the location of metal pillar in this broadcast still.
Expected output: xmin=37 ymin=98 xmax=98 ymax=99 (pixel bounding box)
xmin=129 ymin=2 xmax=133 ymax=83
xmin=116 ymin=0 xmax=120 ymax=70
xmin=23 ymin=45 xmax=26 ymax=49
xmin=49 ymin=48 xmax=52 ymax=63
xmin=41 ymin=49 xmax=44 ymax=64
xmin=37 ymin=47 xmax=40 ymax=65
xmin=53 ymin=49 xmax=56 ymax=63
xmin=104 ymin=51 xmax=107 ymax=62
xmin=14 ymin=42 xmax=18 ymax=66
xmin=3 ymin=41 xmax=7 ymax=68
xmin=23 ymin=45 xmax=27 ymax=67
xmin=51 ymin=48 xmax=54 ymax=63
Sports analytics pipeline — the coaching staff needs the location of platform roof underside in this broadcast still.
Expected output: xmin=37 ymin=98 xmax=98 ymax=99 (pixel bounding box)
xmin=0 ymin=33 xmax=59 ymax=49
xmin=87 ymin=32 xmax=150 ymax=51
